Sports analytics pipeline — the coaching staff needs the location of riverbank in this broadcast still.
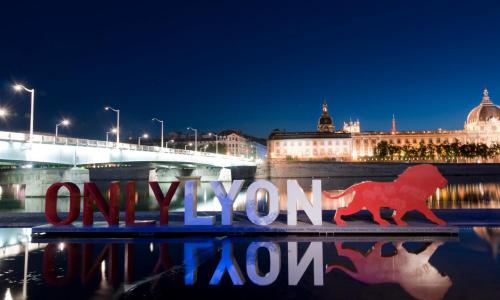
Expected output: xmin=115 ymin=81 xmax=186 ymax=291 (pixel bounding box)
xmin=257 ymin=161 xmax=500 ymax=178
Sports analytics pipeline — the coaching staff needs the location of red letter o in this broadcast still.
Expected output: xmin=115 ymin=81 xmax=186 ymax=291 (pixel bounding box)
xmin=45 ymin=182 xmax=81 ymax=225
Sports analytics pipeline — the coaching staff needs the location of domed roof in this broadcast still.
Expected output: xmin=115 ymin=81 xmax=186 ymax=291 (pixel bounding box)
xmin=317 ymin=99 xmax=335 ymax=132
xmin=319 ymin=114 xmax=333 ymax=125
xmin=466 ymin=89 xmax=500 ymax=124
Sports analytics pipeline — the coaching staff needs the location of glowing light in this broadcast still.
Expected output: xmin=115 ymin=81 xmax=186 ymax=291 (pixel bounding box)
xmin=4 ymin=288 xmax=12 ymax=300
xmin=13 ymin=84 xmax=22 ymax=91
xmin=100 ymin=261 xmax=106 ymax=274
xmin=149 ymin=243 xmax=154 ymax=252
xmin=142 ymin=133 xmax=149 ymax=138
xmin=0 ymin=108 xmax=8 ymax=117
xmin=61 ymin=119 xmax=70 ymax=126
xmin=58 ymin=242 xmax=65 ymax=251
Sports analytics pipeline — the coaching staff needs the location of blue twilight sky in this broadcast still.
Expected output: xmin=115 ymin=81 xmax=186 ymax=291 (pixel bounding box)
xmin=0 ymin=0 xmax=500 ymax=139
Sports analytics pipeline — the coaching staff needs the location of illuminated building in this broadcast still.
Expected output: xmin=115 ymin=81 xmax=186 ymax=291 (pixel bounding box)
xmin=268 ymin=89 xmax=500 ymax=161
xmin=217 ymin=130 xmax=267 ymax=159
xmin=268 ymin=100 xmax=352 ymax=160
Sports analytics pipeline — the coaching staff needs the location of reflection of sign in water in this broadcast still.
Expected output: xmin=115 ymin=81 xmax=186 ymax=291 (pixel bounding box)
xmin=323 ymin=164 xmax=448 ymax=225
xmin=42 ymin=240 xmax=325 ymax=288
xmin=326 ymin=241 xmax=452 ymax=300
xmin=473 ymin=227 xmax=500 ymax=258
xmin=41 ymin=239 xmax=454 ymax=294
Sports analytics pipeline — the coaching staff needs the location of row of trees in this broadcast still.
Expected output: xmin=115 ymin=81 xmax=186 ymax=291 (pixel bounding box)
xmin=373 ymin=141 xmax=500 ymax=162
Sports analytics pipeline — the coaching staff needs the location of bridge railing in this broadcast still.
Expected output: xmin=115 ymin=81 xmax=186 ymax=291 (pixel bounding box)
xmin=0 ymin=131 xmax=254 ymax=163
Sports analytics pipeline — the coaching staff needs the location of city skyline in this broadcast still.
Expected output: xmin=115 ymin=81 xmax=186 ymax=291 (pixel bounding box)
xmin=1 ymin=1 xmax=500 ymax=139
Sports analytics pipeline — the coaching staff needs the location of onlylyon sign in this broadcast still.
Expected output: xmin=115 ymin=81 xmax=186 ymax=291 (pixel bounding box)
xmin=44 ymin=164 xmax=448 ymax=227
xmin=45 ymin=179 xmax=325 ymax=227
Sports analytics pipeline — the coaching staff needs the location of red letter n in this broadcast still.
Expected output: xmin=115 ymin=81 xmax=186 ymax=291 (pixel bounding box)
xmin=83 ymin=182 xmax=120 ymax=226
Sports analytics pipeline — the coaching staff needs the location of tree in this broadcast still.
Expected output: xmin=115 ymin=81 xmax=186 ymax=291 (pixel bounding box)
xmin=375 ymin=141 xmax=390 ymax=159
xmin=388 ymin=144 xmax=401 ymax=160
xmin=401 ymin=144 xmax=413 ymax=160
xmin=417 ymin=142 xmax=427 ymax=160
xmin=476 ymin=143 xmax=489 ymax=160
xmin=426 ymin=143 xmax=436 ymax=160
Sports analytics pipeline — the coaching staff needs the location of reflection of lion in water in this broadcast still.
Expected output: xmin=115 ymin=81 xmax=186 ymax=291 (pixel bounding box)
xmin=326 ymin=241 xmax=452 ymax=300
xmin=323 ymin=164 xmax=447 ymax=225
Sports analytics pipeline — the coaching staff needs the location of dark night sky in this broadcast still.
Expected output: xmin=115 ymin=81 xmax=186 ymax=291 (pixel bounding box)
xmin=1 ymin=0 xmax=500 ymax=140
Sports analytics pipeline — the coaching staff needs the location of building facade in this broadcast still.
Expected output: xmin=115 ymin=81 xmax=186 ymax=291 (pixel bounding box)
xmin=218 ymin=130 xmax=267 ymax=160
xmin=268 ymin=89 xmax=500 ymax=161
xmin=268 ymin=100 xmax=352 ymax=160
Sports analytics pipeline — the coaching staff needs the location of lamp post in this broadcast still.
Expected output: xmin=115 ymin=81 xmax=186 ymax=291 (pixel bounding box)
xmin=208 ymin=132 xmax=220 ymax=154
xmin=106 ymin=128 xmax=117 ymax=146
xmin=138 ymin=133 xmax=148 ymax=146
xmin=13 ymin=84 xmax=35 ymax=141
xmin=55 ymin=119 xmax=70 ymax=142
xmin=152 ymin=117 xmax=164 ymax=149
xmin=166 ymin=139 xmax=175 ymax=148
xmin=105 ymin=106 xmax=120 ymax=148
xmin=187 ymin=127 xmax=198 ymax=152
xmin=185 ymin=142 xmax=193 ymax=150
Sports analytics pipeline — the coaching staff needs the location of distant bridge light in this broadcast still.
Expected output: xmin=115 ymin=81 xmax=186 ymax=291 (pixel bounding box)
xmin=55 ymin=119 xmax=71 ymax=141
xmin=13 ymin=83 xmax=35 ymax=141
xmin=138 ymin=133 xmax=149 ymax=146
xmin=104 ymin=106 xmax=120 ymax=148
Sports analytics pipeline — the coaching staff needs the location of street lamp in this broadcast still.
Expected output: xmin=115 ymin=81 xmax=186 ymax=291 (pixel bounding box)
xmin=138 ymin=133 xmax=148 ymax=146
xmin=55 ymin=119 xmax=70 ymax=142
xmin=13 ymin=84 xmax=35 ymax=141
xmin=185 ymin=142 xmax=193 ymax=150
xmin=187 ymin=127 xmax=198 ymax=151
xmin=0 ymin=108 xmax=8 ymax=118
xmin=106 ymin=128 xmax=117 ymax=145
xmin=152 ymin=117 xmax=164 ymax=149
xmin=104 ymin=106 xmax=120 ymax=148
xmin=208 ymin=132 xmax=220 ymax=154
xmin=166 ymin=139 xmax=175 ymax=148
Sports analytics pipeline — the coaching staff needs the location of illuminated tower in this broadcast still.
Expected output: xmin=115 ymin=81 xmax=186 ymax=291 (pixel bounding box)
xmin=391 ymin=114 xmax=397 ymax=134
xmin=317 ymin=99 xmax=335 ymax=132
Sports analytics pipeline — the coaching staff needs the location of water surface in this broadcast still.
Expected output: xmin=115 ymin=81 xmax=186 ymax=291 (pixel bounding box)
xmin=0 ymin=227 xmax=499 ymax=299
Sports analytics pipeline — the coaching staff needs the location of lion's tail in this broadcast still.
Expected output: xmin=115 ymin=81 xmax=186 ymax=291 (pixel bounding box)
xmin=325 ymin=263 xmax=357 ymax=277
xmin=322 ymin=186 xmax=356 ymax=200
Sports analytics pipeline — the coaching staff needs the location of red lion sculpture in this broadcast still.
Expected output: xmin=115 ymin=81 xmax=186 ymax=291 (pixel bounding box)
xmin=323 ymin=164 xmax=447 ymax=225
